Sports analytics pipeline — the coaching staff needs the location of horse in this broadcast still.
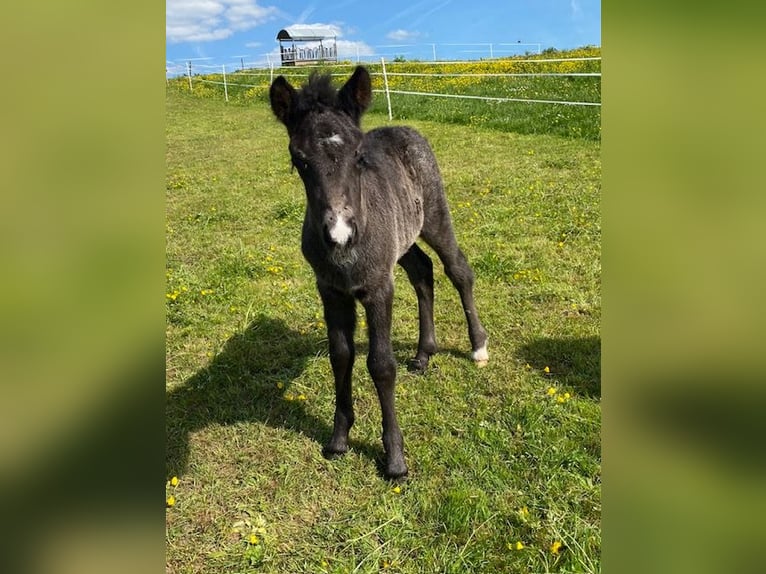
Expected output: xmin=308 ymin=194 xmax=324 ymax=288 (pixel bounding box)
xmin=269 ymin=66 xmax=488 ymax=479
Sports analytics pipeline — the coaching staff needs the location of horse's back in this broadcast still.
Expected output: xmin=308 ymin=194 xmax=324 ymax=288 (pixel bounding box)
xmin=363 ymin=126 xmax=445 ymax=200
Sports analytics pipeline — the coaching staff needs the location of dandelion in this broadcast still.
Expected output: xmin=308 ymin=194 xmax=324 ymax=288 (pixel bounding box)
xmin=284 ymin=393 xmax=295 ymax=401
xmin=391 ymin=485 xmax=401 ymax=494
xmin=518 ymin=506 xmax=529 ymax=520
xmin=166 ymin=495 xmax=176 ymax=507
xmin=170 ymin=476 xmax=179 ymax=487
xmin=543 ymin=366 xmax=550 ymax=374
xmin=551 ymin=540 xmax=563 ymax=555
xmin=547 ymin=387 xmax=557 ymax=396
xmin=515 ymin=541 xmax=525 ymax=550
xmin=297 ymin=394 xmax=307 ymax=401
xmin=247 ymin=534 xmax=259 ymax=545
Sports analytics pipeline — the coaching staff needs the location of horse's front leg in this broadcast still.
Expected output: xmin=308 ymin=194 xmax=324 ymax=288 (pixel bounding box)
xmin=360 ymin=277 xmax=408 ymax=479
xmin=318 ymin=283 xmax=357 ymax=459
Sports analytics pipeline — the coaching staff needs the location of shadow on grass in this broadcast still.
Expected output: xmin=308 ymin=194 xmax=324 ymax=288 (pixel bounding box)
xmin=517 ymin=336 xmax=601 ymax=398
xmin=166 ymin=314 xmax=383 ymax=479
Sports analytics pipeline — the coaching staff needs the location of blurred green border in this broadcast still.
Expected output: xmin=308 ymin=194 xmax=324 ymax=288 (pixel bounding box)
xmin=605 ymin=3 xmax=766 ymax=574
xmin=1 ymin=2 xmax=165 ymax=573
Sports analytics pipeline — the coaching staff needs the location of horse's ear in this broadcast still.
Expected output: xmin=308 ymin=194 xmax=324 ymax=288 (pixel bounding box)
xmin=337 ymin=66 xmax=372 ymax=124
xmin=270 ymin=76 xmax=296 ymax=126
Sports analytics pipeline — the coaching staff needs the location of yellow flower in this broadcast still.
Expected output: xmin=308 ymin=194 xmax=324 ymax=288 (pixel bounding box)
xmin=518 ymin=506 xmax=529 ymax=520
xmin=297 ymin=394 xmax=307 ymax=401
xmin=543 ymin=366 xmax=551 ymax=374
xmin=392 ymin=485 xmax=401 ymax=494
xmin=277 ymin=381 xmax=284 ymax=389
xmin=247 ymin=534 xmax=259 ymax=544
xmin=556 ymin=395 xmax=565 ymax=404
xmin=166 ymin=495 xmax=176 ymax=507
xmin=546 ymin=387 xmax=557 ymax=396
xmin=170 ymin=476 xmax=179 ymax=487
xmin=551 ymin=540 xmax=563 ymax=555
xmin=515 ymin=541 xmax=524 ymax=550
xmin=563 ymin=392 xmax=571 ymax=400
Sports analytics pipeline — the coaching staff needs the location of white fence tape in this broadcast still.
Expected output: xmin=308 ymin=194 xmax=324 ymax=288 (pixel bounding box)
xmin=182 ymin=57 xmax=601 ymax=110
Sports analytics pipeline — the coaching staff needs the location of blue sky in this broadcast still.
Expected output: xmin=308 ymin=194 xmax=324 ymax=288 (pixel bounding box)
xmin=166 ymin=0 xmax=600 ymax=75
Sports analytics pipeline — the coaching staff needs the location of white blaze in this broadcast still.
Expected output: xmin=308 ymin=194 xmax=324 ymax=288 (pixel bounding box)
xmin=328 ymin=216 xmax=353 ymax=245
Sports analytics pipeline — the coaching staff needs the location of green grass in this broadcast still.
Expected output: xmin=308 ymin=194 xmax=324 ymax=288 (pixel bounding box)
xmin=167 ymin=46 xmax=601 ymax=140
xmin=166 ymin=88 xmax=600 ymax=573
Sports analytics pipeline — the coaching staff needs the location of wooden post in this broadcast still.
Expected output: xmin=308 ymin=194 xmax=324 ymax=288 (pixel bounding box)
xmin=222 ymin=64 xmax=229 ymax=102
xmin=381 ymin=57 xmax=392 ymax=121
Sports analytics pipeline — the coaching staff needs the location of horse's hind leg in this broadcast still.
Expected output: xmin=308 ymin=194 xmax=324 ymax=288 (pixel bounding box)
xmin=398 ymin=244 xmax=437 ymax=373
xmin=422 ymin=224 xmax=489 ymax=366
xmin=318 ymin=283 xmax=357 ymax=458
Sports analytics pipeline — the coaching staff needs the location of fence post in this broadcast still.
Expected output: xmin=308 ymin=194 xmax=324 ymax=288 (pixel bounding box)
xmin=222 ymin=64 xmax=229 ymax=102
xmin=269 ymin=62 xmax=274 ymax=84
xmin=187 ymin=61 xmax=192 ymax=91
xmin=380 ymin=57 xmax=393 ymax=121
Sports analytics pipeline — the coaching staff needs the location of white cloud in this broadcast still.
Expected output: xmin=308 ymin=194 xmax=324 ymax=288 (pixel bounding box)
xmin=386 ymin=29 xmax=420 ymax=42
xmin=570 ymin=0 xmax=583 ymax=19
xmin=336 ymin=39 xmax=375 ymax=59
xmin=166 ymin=0 xmax=279 ymax=44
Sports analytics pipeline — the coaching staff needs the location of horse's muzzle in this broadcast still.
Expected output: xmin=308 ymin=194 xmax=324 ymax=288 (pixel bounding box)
xmin=322 ymin=211 xmax=357 ymax=247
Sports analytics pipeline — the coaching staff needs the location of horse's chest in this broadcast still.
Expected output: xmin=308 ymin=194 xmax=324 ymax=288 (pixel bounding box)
xmin=302 ymin=242 xmax=361 ymax=292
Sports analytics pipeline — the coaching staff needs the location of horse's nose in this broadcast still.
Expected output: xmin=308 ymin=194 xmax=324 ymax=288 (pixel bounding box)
xmin=323 ymin=211 xmax=356 ymax=247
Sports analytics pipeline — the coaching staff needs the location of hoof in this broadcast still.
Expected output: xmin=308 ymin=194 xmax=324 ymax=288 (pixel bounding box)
xmin=384 ymin=462 xmax=409 ymax=481
xmin=322 ymin=444 xmax=348 ymax=460
xmin=377 ymin=453 xmax=408 ymax=480
xmin=407 ymin=357 xmax=429 ymax=374
xmin=471 ymin=343 xmax=489 ymax=367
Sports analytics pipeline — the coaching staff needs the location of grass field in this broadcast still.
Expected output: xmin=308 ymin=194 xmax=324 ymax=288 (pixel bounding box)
xmin=166 ymin=83 xmax=600 ymax=573
xmin=167 ymin=46 xmax=601 ymax=140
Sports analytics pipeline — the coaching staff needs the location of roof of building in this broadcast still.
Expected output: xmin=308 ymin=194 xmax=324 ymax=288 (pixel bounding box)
xmin=276 ymin=25 xmax=338 ymax=41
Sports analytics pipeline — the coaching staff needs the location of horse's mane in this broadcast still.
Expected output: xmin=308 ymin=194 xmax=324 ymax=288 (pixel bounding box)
xmin=296 ymin=72 xmax=338 ymax=114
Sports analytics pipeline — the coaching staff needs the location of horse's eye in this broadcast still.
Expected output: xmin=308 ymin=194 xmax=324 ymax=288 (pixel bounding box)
xmin=290 ymin=151 xmax=309 ymax=172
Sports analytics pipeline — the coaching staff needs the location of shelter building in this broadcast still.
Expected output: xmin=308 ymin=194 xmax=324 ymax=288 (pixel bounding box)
xmin=276 ymin=25 xmax=338 ymax=66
